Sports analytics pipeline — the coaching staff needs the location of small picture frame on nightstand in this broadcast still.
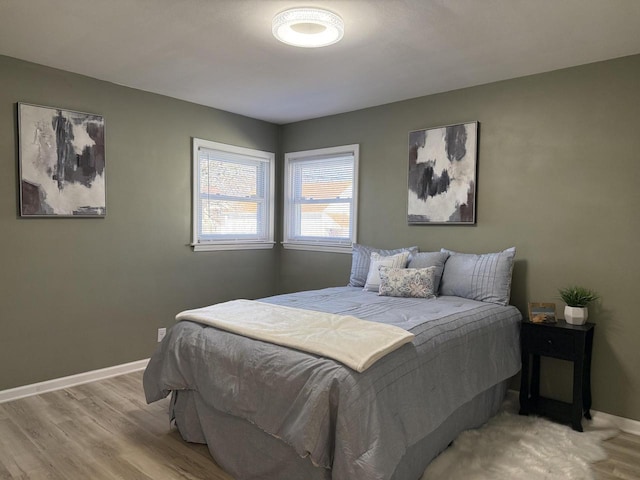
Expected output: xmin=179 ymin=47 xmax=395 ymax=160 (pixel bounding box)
xmin=528 ymin=302 xmax=557 ymax=324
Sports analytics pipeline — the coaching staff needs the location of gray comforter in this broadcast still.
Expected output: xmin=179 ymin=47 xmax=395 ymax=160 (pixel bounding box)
xmin=144 ymin=287 xmax=521 ymax=480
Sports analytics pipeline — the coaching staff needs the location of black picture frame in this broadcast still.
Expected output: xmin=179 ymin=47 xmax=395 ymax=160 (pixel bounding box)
xmin=18 ymin=102 xmax=106 ymax=217
xmin=408 ymin=121 xmax=478 ymax=224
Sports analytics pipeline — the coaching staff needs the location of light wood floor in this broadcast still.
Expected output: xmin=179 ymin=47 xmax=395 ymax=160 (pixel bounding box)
xmin=0 ymin=371 xmax=638 ymax=479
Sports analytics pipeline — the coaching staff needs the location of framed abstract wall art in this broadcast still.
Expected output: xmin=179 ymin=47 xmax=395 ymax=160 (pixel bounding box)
xmin=18 ymin=103 xmax=106 ymax=217
xmin=408 ymin=121 xmax=477 ymax=224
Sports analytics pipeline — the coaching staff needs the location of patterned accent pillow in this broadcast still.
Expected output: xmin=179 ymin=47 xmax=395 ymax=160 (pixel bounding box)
xmin=440 ymin=247 xmax=516 ymax=305
xmin=363 ymin=251 xmax=411 ymax=292
xmin=378 ymin=266 xmax=437 ymax=298
xmin=349 ymin=244 xmax=419 ymax=287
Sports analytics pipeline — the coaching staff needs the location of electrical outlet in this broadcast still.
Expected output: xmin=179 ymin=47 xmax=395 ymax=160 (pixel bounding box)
xmin=157 ymin=327 xmax=167 ymax=343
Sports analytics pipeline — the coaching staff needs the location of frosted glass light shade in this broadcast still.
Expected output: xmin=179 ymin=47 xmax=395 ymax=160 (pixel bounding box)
xmin=272 ymin=8 xmax=344 ymax=48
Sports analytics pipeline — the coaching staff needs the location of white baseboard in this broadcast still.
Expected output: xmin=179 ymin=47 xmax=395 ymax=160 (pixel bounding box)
xmin=592 ymin=410 xmax=640 ymax=436
xmin=507 ymin=389 xmax=640 ymax=436
xmin=0 ymin=358 xmax=149 ymax=404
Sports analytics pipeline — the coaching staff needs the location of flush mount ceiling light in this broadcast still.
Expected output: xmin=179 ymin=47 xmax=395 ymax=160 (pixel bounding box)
xmin=272 ymin=7 xmax=344 ymax=48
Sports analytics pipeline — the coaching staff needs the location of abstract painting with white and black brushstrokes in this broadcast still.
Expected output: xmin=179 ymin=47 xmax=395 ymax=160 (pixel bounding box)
xmin=19 ymin=103 xmax=105 ymax=216
xmin=408 ymin=122 xmax=477 ymax=224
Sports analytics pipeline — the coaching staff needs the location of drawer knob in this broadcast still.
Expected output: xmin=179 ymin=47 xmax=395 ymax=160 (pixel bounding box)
xmin=547 ymin=339 xmax=553 ymax=345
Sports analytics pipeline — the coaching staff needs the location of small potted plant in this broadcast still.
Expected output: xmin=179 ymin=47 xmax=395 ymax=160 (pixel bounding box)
xmin=558 ymin=286 xmax=599 ymax=325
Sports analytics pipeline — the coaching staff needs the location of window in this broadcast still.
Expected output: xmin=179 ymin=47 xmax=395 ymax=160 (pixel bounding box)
xmin=192 ymin=138 xmax=274 ymax=251
xmin=283 ymin=144 xmax=359 ymax=253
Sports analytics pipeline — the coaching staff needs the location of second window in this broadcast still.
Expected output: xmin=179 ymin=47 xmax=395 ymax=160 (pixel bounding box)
xmin=283 ymin=144 xmax=359 ymax=253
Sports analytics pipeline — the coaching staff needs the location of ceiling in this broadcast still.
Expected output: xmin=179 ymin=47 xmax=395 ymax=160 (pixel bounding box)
xmin=2 ymin=0 xmax=640 ymax=124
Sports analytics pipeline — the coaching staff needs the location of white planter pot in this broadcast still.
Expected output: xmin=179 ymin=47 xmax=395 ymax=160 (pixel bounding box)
xmin=564 ymin=306 xmax=588 ymax=325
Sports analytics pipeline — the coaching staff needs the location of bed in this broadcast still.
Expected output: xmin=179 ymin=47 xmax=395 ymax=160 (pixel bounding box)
xmin=144 ymin=277 xmax=521 ymax=479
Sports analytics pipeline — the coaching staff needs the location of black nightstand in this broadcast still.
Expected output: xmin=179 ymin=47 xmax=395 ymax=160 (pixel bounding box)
xmin=519 ymin=319 xmax=595 ymax=432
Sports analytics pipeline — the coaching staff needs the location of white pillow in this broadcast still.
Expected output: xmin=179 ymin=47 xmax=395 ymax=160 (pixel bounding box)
xmin=348 ymin=244 xmax=419 ymax=287
xmin=363 ymin=251 xmax=410 ymax=292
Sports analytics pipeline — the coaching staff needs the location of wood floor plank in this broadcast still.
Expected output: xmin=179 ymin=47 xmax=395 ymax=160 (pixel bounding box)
xmin=592 ymin=431 xmax=640 ymax=480
xmin=0 ymin=370 xmax=637 ymax=479
xmin=0 ymin=415 xmax=65 ymax=479
xmin=0 ymin=371 xmax=230 ymax=480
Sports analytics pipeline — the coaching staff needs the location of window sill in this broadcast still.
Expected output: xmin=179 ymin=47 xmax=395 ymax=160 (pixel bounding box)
xmin=282 ymin=242 xmax=352 ymax=254
xmin=192 ymin=242 xmax=275 ymax=252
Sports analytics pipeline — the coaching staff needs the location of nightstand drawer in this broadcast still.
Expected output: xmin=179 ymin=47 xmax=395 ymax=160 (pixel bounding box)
xmin=526 ymin=328 xmax=574 ymax=359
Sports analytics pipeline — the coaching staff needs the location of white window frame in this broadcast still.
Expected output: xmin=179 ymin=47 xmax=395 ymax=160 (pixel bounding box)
xmin=283 ymin=144 xmax=359 ymax=254
xmin=192 ymin=138 xmax=275 ymax=252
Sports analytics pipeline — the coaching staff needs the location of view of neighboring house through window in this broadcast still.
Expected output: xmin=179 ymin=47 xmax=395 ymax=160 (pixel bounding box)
xmin=192 ymin=138 xmax=274 ymax=251
xmin=283 ymin=144 xmax=359 ymax=253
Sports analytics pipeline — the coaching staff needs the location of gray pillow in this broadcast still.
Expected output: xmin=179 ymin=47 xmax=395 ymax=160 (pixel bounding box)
xmin=440 ymin=247 xmax=516 ymax=305
xmin=407 ymin=251 xmax=450 ymax=294
xmin=348 ymin=244 xmax=419 ymax=287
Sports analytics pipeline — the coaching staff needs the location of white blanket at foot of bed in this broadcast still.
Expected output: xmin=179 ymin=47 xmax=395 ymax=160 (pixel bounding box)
xmin=176 ymin=299 xmax=414 ymax=372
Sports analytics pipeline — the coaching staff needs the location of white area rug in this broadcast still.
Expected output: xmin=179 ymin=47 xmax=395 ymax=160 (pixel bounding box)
xmin=422 ymin=398 xmax=617 ymax=480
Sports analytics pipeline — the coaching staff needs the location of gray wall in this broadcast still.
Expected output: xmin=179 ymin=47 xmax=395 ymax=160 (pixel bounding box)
xmin=2 ymin=53 xmax=639 ymax=423
xmin=0 ymin=55 xmax=279 ymax=390
xmin=280 ymin=55 xmax=640 ymax=421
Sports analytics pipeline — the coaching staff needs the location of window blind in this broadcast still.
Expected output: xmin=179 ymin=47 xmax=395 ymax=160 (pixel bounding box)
xmin=287 ymin=152 xmax=355 ymax=244
xmin=197 ymin=146 xmax=270 ymax=242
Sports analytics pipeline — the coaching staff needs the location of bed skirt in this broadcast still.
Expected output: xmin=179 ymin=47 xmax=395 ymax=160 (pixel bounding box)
xmin=170 ymin=380 xmax=508 ymax=480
